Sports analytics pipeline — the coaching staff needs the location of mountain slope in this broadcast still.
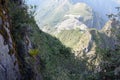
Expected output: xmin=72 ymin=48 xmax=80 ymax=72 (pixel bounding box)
xmin=56 ymin=18 xmax=120 ymax=56
xmin=35 ymin=0 xmax=104 ymax=33
xmin=5 ymin=0 xmax=94 ymax=80
xmin=35 ymin=0 xmax=71 ymax=27
xmin=34 ymin=0 xmax=120 ymax=33
xmin=56 ymin=18 xmax=120 ymax=79
xmin=1 ymin=0 xmax=120 ymax=80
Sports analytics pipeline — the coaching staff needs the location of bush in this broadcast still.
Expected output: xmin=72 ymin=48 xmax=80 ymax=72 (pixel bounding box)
xmin=29 ymin=49 xmax=39 ymax=56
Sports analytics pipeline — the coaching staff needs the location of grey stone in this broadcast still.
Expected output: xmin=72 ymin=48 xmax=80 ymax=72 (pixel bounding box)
xmin=0 ymin=17 xmax=2 ymax=25
xmin=0 ymin=34 xmax=20 ymax=80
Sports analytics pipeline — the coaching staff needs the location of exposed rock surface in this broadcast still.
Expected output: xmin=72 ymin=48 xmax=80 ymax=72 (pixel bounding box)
xmin=0 ymin=0 xmax=20 ymax=80
xmin=78 ymin=20 xmax=120 ymax=56
xmin=0 ymin=0 xmax=43 ymax=80
xmin=101 ymin=20 xmax=120 ymax=48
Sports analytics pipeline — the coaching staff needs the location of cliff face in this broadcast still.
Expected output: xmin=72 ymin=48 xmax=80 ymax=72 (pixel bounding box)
xmin=0 ymin=0 xmax=20 ymax=80
xmin=0 ymin=1 xmax=43 ymax=80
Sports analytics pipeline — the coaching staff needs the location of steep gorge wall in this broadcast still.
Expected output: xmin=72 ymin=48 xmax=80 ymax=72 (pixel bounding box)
xmin=0 ymin=0 xmax=20 ymax=80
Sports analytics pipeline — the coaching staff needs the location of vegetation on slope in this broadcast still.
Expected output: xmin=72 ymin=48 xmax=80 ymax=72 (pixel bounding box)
xmin=56 ymin=29 xmax=83 ymax=49
xmin=30 ymin=21 xmax=90 ymax=80
xmin=7 ymin=0 xmax=92 ymax=80
xmin=7 ymin=0 xmax=120 ymax=80
xmin=55 ymin=13 xmax=120 ymax=80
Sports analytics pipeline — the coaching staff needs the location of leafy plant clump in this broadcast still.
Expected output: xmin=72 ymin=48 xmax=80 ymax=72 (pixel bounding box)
xmin=29 ymin=49 xmax=39 ymax=56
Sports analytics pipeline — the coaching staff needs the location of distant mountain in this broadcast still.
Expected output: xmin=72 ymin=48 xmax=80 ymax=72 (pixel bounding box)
xmin=34 ymin=0 xmax=120 ymax=33
xmin=34 ymin=0 xmax=70 ymax=31
xmin=71 ymin=0 xmax=120 ymax=20
xmin=35 ymin=0 xmax=105 ymax=33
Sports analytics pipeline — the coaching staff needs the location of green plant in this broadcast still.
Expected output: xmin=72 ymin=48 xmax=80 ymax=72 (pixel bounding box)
xmin=29 ymin=49 xmax=39 ymax=56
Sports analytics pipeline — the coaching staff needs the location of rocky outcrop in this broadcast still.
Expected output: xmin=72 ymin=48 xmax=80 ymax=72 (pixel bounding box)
xmin=101 ymin=19 xmax=120 ymax=49
xmin=0 ymin=0 xmax=20 ymax=80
